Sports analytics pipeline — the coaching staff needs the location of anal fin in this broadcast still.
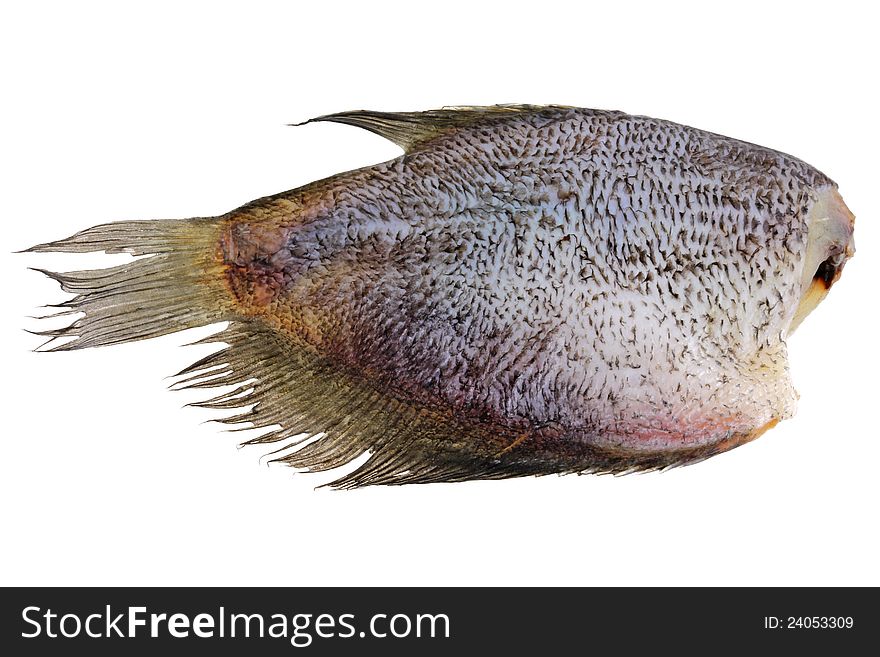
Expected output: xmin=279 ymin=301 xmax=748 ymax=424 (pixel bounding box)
xmin=173 ymin=319 xmax=568 ymax=488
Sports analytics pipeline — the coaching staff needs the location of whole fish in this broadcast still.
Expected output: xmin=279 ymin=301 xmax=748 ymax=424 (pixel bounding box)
xmin=27 ymin=105 xmax=855 ymax=487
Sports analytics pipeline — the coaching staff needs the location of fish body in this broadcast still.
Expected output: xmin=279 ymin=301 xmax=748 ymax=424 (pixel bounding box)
xmin=28 ymin=106 xmax=855 ymax=487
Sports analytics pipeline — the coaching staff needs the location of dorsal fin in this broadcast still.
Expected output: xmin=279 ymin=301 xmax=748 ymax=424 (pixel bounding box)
xmin=296 ymin=105 xmax=568 ymax=152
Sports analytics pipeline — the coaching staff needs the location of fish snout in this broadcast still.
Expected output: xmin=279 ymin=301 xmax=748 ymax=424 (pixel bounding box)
xmin=788 ymin=187 xmax=855 ymax=334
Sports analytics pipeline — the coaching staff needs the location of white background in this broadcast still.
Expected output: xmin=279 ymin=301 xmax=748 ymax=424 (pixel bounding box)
xmin=1 ymin=1 xmax=877 ymax=586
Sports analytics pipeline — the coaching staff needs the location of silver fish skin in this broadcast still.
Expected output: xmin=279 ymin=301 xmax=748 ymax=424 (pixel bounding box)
xmin=28 ymin=106 xmax=855 ymax=487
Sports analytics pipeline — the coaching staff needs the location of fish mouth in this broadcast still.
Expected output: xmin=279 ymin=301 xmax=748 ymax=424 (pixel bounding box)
xmin=788 ymin=187 xmax=855 ymax=335
xmin=813 ymin=253 xmax=845 ymax=288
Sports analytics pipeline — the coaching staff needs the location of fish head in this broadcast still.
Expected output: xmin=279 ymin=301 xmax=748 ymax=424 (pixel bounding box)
xmin=789 ymin=186 xmax=856 ymax=334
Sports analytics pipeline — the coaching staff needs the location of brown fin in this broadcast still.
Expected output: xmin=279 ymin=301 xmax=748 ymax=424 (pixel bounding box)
xmin=170 ymin=320 xmax=558 ymax=488
xmin=27 ymin=218 xmax=231 ymax=350
xmin=298 ymin=105 xmax=569 ymax=152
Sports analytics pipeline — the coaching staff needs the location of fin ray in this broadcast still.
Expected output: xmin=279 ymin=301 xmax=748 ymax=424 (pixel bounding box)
xmin=301 ymin=104 xmax=569 ymax=152
xmin=28 ymin=218 xmax=230 ymax=351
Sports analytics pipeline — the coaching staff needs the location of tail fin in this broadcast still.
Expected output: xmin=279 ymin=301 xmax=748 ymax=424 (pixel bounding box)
xmin=26 ymin=218 xmax=229 ymax=350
